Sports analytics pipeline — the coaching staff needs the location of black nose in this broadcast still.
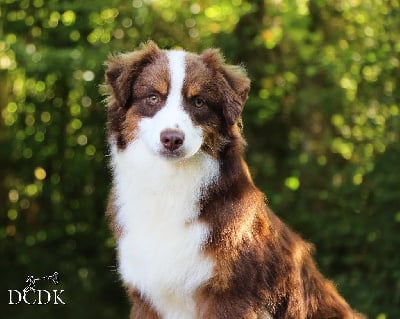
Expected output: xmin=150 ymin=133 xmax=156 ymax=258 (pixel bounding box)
xmin=160 ymin=129 xmax=185 ymax=152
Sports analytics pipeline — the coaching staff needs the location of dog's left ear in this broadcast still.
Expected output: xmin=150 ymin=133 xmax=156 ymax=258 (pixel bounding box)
xmin=201 ymin=49 xmax=250 ymax=126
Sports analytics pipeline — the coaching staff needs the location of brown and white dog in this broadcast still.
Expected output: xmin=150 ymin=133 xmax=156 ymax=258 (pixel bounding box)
xmin=104 ymin=41 xmax=365 ymax=319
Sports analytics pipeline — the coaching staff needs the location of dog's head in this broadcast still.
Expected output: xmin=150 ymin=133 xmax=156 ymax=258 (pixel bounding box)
xmin=105 ymin=41 xmax=250 ymax=161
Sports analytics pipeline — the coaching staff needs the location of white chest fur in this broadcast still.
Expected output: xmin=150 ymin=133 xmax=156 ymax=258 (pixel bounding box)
xmin=111 ymin=140 xmax=219 ymax=319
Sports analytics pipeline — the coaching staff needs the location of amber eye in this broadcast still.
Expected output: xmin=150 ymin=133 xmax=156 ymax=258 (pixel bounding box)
xmin=147 ymin=94 xmax=160 ymax=105
xmin=193 ymin=97 xmax=204 ymax=108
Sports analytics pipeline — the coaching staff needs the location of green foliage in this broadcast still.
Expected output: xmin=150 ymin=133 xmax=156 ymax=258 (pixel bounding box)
xmin=1 ymin=0 xmax=399 ymax=318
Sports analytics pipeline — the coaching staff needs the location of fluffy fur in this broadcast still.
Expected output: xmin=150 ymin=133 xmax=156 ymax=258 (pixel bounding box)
xmin=104 ymin=41 xmax=365 ymax=319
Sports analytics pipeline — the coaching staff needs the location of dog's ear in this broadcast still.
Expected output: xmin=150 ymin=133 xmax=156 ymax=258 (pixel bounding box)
xmin=105 ymin=41 xmax=160 ymax=107
xmin=201 ymin=49 xmax=250 ymax=126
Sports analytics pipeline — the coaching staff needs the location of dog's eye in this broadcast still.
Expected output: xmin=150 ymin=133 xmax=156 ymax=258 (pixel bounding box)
xmin=193 ymin=97 xmax=204 ymax=108
xmin=147 ymin=94 xmax=160 ymax=105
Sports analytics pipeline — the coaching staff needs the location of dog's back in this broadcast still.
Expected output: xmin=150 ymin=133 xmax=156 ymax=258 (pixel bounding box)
xmin=105 ymin=41 xmax=365 ymax=319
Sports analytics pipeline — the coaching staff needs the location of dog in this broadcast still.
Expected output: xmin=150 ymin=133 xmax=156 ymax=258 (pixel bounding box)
xmin=104 ymin=41 xmax=365 ymax=319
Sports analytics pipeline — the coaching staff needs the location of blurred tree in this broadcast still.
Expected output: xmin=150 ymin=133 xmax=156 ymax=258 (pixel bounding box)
xmin=0 ymin=0 xmax=398 ymax=318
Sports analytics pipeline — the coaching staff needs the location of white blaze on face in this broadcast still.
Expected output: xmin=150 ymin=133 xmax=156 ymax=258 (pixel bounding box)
xmin=139 ymin=50 xmax=203 ymax=159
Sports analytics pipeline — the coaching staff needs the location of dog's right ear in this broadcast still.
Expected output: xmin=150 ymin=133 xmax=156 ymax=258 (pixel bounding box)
xmin=105 ymin=41 xmax=160 ymax=107
xmin=201 ymin=48 xmax=250 ymax=126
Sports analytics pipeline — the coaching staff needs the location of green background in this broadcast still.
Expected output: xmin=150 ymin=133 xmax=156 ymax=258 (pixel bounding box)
xmin=1 ymin=0 xmax=399 ymax=318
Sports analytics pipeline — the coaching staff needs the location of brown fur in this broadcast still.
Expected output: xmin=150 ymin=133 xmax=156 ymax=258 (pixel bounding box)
xmin=127 ymin=287 xmax=160 ymax=319
xmin=104 ymin=41 xmax=365 ymax=319
xmin=105 ymin=42 xmax=167 ymax=149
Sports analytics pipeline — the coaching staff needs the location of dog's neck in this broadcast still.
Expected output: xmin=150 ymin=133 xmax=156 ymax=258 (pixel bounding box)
xmin=110 ymin=139 xmax=220 ymax=208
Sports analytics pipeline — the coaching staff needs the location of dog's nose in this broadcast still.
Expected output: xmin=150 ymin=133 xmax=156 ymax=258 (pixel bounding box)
xmin=160 ymin=129 xmax=185 ymax=151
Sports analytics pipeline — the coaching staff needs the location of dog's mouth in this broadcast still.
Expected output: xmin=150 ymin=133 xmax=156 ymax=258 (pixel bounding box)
xmin=159 ymin=148 xmax=186 ymax=159
xmin=157 ymin=144 xmax=203 ymax=162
